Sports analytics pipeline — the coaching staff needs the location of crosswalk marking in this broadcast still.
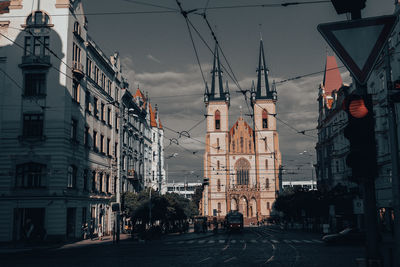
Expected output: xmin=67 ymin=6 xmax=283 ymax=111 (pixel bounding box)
xmin=261 ymin=240 xmax=268 ymax=243
xmin=198 ymin=240 xmax=206 ymax=244
xmin=219 ymin=240 xmax=225 ymax=244
xmin=164 ymin=238 xmax=324 ymax=245
xmin=312 ymin=239 xmax=323 ymax=243
xmin=283 ymin=240 xmax=291 ymax=244
xmin=271 ymin=240 xmax=279 ymax=244
xmin=292 ymin=240 xmax=301 ymax=243
xmin=240 ymin=240 xmax=245 ymax=243
xmin=250 ymin=239 xmax=257 ymax=243
xmin=231 ymin=240 xmax=236 ymax=244
xmin=187 ymin=240 xmax=195 ymax=244
xmin=303 ymin=240 xmax=313 ymax=243
xmin=208 ymin=240 xmax=215 ymax=244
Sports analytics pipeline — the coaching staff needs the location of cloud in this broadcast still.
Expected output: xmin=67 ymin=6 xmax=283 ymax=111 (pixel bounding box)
xmin=146 ymin=54 xmax=161 ymax=64
xmin=121 ymin=61 xmax=335 ymax=182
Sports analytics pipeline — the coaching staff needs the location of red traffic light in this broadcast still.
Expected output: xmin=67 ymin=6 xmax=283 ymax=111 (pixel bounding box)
xmin=348 ymin=98 xmax=368 ymax=118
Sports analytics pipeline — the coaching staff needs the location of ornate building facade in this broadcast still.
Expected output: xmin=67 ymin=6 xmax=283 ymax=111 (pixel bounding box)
xmin=201 ymin=39 xmax=281 ymax=224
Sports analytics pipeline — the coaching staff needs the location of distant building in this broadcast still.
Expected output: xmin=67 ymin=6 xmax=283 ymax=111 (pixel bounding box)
xmin=166 ymin=182 xmax=202 ymax=199
xmin=282 ymin=179 xmax=317 ymax=191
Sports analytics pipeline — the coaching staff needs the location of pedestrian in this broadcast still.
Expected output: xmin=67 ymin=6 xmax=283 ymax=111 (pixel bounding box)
xmin=98 ymin=224 xmax=103 ymax=241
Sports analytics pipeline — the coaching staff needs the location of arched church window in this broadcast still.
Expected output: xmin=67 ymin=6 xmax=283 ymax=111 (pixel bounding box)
xmin=249 ymin=140 xmax=251 ymax=151
xmin=240 ymin=137 xmax=243 ymax=153
xmin=26 ymin=11 xmax=50 ymax=27
xmin=217 ymin=179 xmax=221 ymax=191
xmin=232 ymin=141 xmax=235 ymax=152
xmin=262 ymin=109 xmax=268 ymax=129
xmin=265 ymin=178 xmax=270 ymax=189
xmin=215 ymin=110 xmax=220 ymax=130
xmin=235 ymin=158 xmax=250 ymax=186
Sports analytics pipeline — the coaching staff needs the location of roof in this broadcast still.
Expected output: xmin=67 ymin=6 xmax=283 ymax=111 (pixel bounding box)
xmin=133 ymin=88 xmax=147 ymax=109
xmin=158 ymin=118 xmax=163 ymax=129
xmin=323 ymin=56 xmax=343 ymax=96
xmin=229 ymin=117 xmax=253 ymax=137
xmin=149 ymin=104 xmax=158 ymax=128
xmin=0 ymin=1 xmax=10 ymax=14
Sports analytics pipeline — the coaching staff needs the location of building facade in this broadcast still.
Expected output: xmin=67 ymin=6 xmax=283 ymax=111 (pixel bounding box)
xmin=201 ymin=40 xmax=281 ymax=224
xmin=0 ymin=0 xmax=165 ymax=242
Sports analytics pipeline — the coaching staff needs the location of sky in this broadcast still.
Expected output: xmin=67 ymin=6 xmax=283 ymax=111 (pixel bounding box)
xmin=82 ymin=0 xmax=395 ymax=183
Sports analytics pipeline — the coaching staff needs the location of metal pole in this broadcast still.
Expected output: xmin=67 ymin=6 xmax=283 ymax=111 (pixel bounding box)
xmin=149 ymin=188 xmax=152 ymax=226
xmin=384 ymin=42 xmax=400 ymax=267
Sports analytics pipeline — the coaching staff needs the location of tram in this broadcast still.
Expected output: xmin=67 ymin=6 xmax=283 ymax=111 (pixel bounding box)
xmin=225 ymin=210 xmax=244 ymax=231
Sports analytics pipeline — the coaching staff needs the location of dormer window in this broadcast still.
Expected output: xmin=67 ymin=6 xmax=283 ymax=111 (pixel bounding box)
xmin=74 ymin=21 xmax=81 ymax=36
xmin=215 ymin=110 xmax=220 ymax=130
xmin=26 ymin=11 xmax=50 ymax=27
xmin=262 ymin=109 xmax=268 ymax=129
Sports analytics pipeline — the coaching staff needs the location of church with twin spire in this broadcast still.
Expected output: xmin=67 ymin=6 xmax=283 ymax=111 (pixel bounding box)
xmin=201 ymin=38 xmax=282 ymax=224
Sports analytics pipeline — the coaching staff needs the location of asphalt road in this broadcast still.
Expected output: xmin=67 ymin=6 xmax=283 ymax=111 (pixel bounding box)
xmin=0 ymin=226 xmax=364 ymax=267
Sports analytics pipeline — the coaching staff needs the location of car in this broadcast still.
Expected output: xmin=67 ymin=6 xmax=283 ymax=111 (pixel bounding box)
xmin=322 ymin=227 xmax=365 ymax=245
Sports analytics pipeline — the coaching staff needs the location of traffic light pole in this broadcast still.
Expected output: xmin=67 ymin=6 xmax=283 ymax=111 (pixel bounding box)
xmin=384 ymin=43 xmax=400 ymax=267
xmin=355 ymin=83 xmax=381 ymax=267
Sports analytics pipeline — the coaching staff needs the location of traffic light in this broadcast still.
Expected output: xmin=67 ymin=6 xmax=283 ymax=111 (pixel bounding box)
xmin=343 ymin=94 xmax=378 ymax=182
xmin=330 ymin=0 xmax=366 ymax=15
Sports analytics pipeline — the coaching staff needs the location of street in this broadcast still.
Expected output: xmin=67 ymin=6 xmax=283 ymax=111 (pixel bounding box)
xmin=1 ymin=226 xmax=364 ymax=267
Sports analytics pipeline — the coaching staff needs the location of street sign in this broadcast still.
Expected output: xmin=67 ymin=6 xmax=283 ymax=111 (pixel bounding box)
xmin=318 ymin=15 xmax=397 ymax=85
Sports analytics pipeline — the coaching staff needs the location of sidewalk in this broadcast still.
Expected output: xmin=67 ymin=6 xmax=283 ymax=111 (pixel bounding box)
xmin=0 ymin=234 xmax=131 ymax=254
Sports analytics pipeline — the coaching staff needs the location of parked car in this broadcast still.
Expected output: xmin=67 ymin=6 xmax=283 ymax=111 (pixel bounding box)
xmin=322 ymin=227 xmax=365 ymax=244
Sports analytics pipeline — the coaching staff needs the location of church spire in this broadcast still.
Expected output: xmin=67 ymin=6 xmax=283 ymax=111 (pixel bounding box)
xmin=210 ymin=42 xmax=224 ymax=101
xmin=256 ymin=38 xmax=271 ymax=99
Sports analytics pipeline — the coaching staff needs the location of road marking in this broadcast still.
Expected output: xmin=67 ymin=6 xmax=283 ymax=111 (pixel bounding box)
xmin=208 ymin=240 xmax=215 ymax=244
xmin=271 ymin=240 xmax=279 ymax=244
xmin=187 ymin=240 xmax=195 ymax=244
xmin=266 ymin=255 xmax=275 ymax=263
xmin=224 ymin=257 xmax=237 ymax=263
xmin=219 ymin=240 xmax=225 ymax=244
xmin=302 ymin=240 xmax=313 ymax=243
xmin=242 ymin=242 xmax=247 ymax=251
xmin=283 ymin=240 xmax=291 ymax=244
xmin=222 ymin=244 xmax=230 ymax=251
xmin=231 ymin=240 xmax=236 ymax=244
xmin=250 ymin=239 xmax=257 ymax=243
xmin=292 ymin=240 xmax=301 ymax=243
xmin=198 ymin=240 xmax=206 ymax=244
xmin=261 ymin=240 xmax=268 ymax=243
xmin=240 ymin=240 xmax=245 ymax=243
xmin=265 ymin=243 xmax=277 ymax=264
xmin=312 ymin=239 xmax=323 ymax=243
xmin=197 ymin=257 xmax=212 ymax=263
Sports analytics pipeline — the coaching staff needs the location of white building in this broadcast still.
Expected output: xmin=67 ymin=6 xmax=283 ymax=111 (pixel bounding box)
xmin=166 ymin=182 xmax=202 ymax=199
xmin=0 ymin=0 xmax=163 ymax=242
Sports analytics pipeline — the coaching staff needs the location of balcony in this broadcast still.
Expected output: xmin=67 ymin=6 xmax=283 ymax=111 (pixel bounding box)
xmin=72 ymin=60 xmax=84 ymax=80
xmin=127 ymin=169 xmax=138 ymax=180
xmin=20 ymin=55 xmax=51 ymax=68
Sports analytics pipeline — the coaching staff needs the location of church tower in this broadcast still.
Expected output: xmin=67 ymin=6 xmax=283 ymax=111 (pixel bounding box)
xmin=251 ymin=37 xmax=281 ymax=217
xmin=203 ymin=43 xmax=230 ymax=217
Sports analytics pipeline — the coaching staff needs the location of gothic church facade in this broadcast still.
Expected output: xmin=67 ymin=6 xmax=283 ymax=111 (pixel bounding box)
xmin=201 ymin=39 xmax=281 ymax=224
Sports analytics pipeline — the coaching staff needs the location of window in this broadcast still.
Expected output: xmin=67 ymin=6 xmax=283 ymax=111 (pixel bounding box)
xmin=218 ymin=202 xmax=221 ymax=212
xmin=262 ymin=109 xmax=268 ymax=129
xmin=26 ymin=11 xmax=50 ymax=26
xmin=24 ymin=36 xmax=49 ymax=56
xmin=235 ymin=158 xmax=250 ymax=185
xmin=267 ymin=202 xmax=270 ymax=210
xmin=67 ymin=165 xmax=77 ymax=188
xmin=84 ymin=126 xmax=89 ymax=147
xmin=85 ymin=91 xmax=91 ymax=112
xmin=101 ymin=73 xmax=106 ymax=89
xmin=93 ymin=97 xmax=98 ymax=118
xmin=232 ymin=141 xmax=235 ymax=151
xmin=23 ymin=114 xmax=44 ymax=137
xmin=153 ymin=151 xmax=156 ymax=161
xmin=215 ymin=110 xmax=220 ymax=130
xmin=265 ymin=159 xmax=268 ymax=170
xmin=86 ymin=57 xmax=92 ymax=78
xmin=217 ymin=138 xmax=220 ymax=150
xmin=100 ymin=103 xmax=105 ymax=121
xmin=83 ymin=169 xmax=88 ymax=191
xmin=24 ymin=36 xmax=31 ymax=56
xmin=94 ymin=66 xmax=99 ymax=84
xmin=249 ymin=141 xmax=251 ymax=151
xmin=114 ymin=142 xmax=118 ymax=158
xmin=240 ymin=137 xmax=244 ymax=153
xmin=15 ymin=162 xmax=46 ymax=188
xmin=107 ymin=138 xmax=110 ymax=155
xmin=100 ymin=134 xmax=104 ymax=153
xmin=217 ymin=179 xmax=221 ymax=192
xmin=99 ymin=173 xmax=103 ymax=192
xmin=24 ymin=73 xmax=46 ymax=96
xmin=105 ymin=174 xmax=110 ymax=193
xmin=107 ymin=80 xmax=112 ymax=95
xmin=72 ymin=42 xmax=81 ymax=63
xmin=265 ymin=178 xmax=270 ymax=189
xmin=115 ymin=87 xmax=119 ymax=102
xmin=73 ymin=21 xmax=81 ymax=36
xmin=72 ymin=80 xmax=80 ymax=103
xmin=122 ymin=155 xmax=126 ymax=171
xmin=217 ymin=160 xmax=220 ymax=170
xmin=107 ymin=108 xmax=111 ymax=126
xmin=93 ymin=130 xmax=97 ymax=151
xmin=71 ymin=119 xmax=78 ymax=141
xmin=91 ymin=171 xmax=96 ymax=192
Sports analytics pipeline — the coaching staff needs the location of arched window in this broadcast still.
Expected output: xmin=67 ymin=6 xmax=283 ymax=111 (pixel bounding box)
xmin=265 ymin=159 xmax=268 ymax=170
xmin=215 ymin=110 xmax=220 ymax=130
xmin=26 ymin=11 xmax=50 ymax=27
xmin=265 ymin=178 xmax=270 ymax=189
xmin=73 ymin=21 xmax=81 ymax=36
xmin=240 ymin=137 xmax=243 ymax=153
xmin=217 ymin=179 xmax=221 ymax=192
xmin=262 ymin=109 xmax=268 ymax=129
xmin=235 ymin=158 xmax=250 ymax=185
xmin=217 ymin=160 xmax=220 ymax=170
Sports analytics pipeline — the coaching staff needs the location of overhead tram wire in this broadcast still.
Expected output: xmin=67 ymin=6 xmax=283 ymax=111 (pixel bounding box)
xmin=200 ymin=1 xmax=331 ymax=11
xmin=119 ymin=0 xmax=179 ymax=11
